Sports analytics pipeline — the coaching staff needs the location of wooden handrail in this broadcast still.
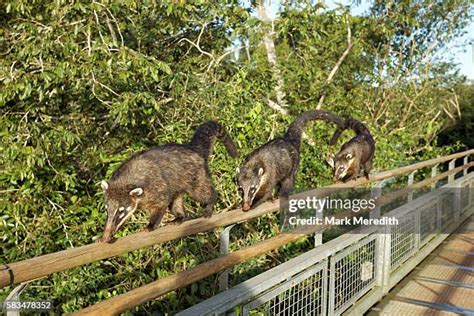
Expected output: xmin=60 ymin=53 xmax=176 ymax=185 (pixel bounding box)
xmin=74 ymin=162 xmax=474 ymax=315
xmin=0 ymin=200 xmax=280 ymax=288
xmin=1 ymin=149 xmax=473 ymax=289
xmin=376 ymin=161 xmax=474 ymax=207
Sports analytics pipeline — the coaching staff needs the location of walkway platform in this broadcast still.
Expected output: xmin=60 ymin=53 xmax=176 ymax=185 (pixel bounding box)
xmin=369 ymin=215 xmax=474 ymax=315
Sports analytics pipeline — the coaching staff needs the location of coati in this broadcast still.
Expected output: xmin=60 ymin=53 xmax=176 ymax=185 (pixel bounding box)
xmin=237 ymin=110 xmax=345 ymax=211
xmin=327 ymin=118 xmax=375 ymax=182
xmin=97 ymin=121 xmax=239 ymax=243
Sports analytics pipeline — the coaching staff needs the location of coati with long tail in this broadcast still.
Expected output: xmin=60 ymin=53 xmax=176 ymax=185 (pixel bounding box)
xmin=237 ymin=110 xmax=345 ymax=211
xmin=327 ymin=117 xmax=375 ymax=182
xmin=97 ymin=121 xmax=239 ymax=243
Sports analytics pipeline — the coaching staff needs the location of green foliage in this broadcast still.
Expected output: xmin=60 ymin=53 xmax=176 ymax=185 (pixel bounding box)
xmin=0 ymin=0 xmax=470 ymax=313
xmin=439 ymin=82 xmax=474 ymax=149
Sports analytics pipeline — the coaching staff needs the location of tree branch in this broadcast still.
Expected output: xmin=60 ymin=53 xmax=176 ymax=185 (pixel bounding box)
xmin=317 ymin=17 xmax=353 ymax=110
xmin=178 ymin=23 xmax=215 ymax=71
xmin=266 ymin=98 xmax=288 ymax=115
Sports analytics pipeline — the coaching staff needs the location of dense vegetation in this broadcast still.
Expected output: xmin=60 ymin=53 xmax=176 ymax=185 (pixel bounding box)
xmin=1 ymin=0 xmax=472 ymax=313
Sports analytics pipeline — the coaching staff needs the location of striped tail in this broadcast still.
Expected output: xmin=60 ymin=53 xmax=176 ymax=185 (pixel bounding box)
xmin=189 ymin=121 xmax=239 ymax=160
xmin=329 ymin=118 xmax=372 ymax=145
xmin=285 ymin=110 xmax=345 ymax=149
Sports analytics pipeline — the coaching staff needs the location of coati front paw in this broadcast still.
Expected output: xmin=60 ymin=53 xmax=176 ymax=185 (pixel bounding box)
xmin=165 ymin=217 xmax=185 ymax=225
xmin=342 ymin=176 xmax=357 ymax=183
xmin=203 ymin=211 xmax=213 ymax=218
xmin=96 ymin=236 xmax=113 ymax=243
xmin=143 ymin=226 xmax=154 ymax=233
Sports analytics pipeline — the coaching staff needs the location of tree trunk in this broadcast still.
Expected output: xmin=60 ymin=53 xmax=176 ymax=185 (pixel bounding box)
xmin=257 ymin=1 xmax=288 ymax=114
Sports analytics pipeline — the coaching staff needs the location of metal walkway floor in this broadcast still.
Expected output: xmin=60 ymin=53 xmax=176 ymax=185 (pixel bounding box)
xmin=369 ymin=215 xmax=474 ymax=315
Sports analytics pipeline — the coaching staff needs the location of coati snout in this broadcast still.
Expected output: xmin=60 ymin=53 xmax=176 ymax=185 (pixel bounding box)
xmin=327 ymin=152 xmax=357 ymax=182
xmin=99 ymin=180 xmax=143 ymax=243
xmin=236 ymin=166 xmax=265 ymax=212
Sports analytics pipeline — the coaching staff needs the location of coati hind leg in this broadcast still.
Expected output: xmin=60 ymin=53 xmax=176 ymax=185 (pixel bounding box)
xmin=278 ymin=174 xmax=295 ymax=228
xmin=362 ymin=160 xmax=372 ymax=180
xmin=167 ymin=194 xmax=185 ymax=224
xmin=187 ymin=176 xmax=217 ymax=218
xmin=278 ymin=175 xmax=295 ymax=198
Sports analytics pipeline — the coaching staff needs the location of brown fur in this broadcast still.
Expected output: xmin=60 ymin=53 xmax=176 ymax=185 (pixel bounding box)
xmin=98 ymin=121 xmax=238 ymax=243
xmin=238 ymin=110 xmax=344 ymax=211
xmin=328 ymin=118 xmax=375 ymax=182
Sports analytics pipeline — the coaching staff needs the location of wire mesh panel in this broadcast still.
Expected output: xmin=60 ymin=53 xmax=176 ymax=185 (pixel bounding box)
xmin=242 ymin=261 xmax=327 ymax=316
xmin=390 ymin=210 xmax=416 ymax=271
xmin=440 ymin=191 xmax=455 ymax=228
xmin=329 ymin=235 xmax=377 ymax=315
xmin=460 ymin=180 xmax=471 ymax=215
xmin=419 ymin=199 xmax=438 ymax=246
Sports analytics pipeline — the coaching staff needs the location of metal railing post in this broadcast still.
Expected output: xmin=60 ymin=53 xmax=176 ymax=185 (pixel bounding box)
xmin=415 ymin=198 xmax=421 ymax=250
xmin=375 ymin=228 xmax=386 ymax=287
xmin=371 ymin=178 xmax=391 ymax=219
xmin=437 ymin=195 xmax=442 ymax=232
xmin=314 ymin=208 xmax=323 ymax=247
xmin=381 ymin=225 xmax=392 ymax=294
xmin=431 ymin=164 xmax=439 ymax=190
xmin=407 ymin=171 xmax=416 ymax=202
xmin=218 ymin=224 xmax=236 ymax=292
xmin=372 ymin=178 xmax=392 ymax=295
xmin=376 ymin=223 xmax=392 ymax=298
xmin=454 ymin=176 xmax=461 ymax=223
xmin=448 ymin=159 xmax=456 ymax=183
xmin=464 ymin=156 xmax=469 ymax=176
xmin=5 ymin=283 xmax=28 ymax=316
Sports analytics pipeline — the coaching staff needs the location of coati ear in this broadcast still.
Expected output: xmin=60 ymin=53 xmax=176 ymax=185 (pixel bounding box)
xmin=258 ymin=167 xmax=264 ymax=176
xmin=101 ymin=180 xmax=109 ymax=191
xmin=236 ymin=167 xmax=240 ymax=174
xmin=327 ymin=155 xmax=335 ymax=169
xmin=345 ymin=153 xmax=353 ymax=160
xmin=129 ymin=188 xmax=143 ymax=197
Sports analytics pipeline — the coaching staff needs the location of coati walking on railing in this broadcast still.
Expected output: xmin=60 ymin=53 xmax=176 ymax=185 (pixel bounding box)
xmin=97 ymin=121 xmax=239 ymax=243
xmin=327 ymin=117 xmax=375 ymax=182
xmin=237 ymin=110 xmax=345 ymax=211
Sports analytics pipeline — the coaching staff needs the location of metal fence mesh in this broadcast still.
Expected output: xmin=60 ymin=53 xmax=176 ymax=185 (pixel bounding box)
xmin=331 ymin=236 xmax=377 ymax=313
xmin=440 ymin=191 xmax=455 ymax=228
xmin=419 ymin=202 xmax=438 ymax=245
xmin=460 ymin=182 xmax=470 ymax=215
xmin=246 ymin=266 xmax=325 ymax=316
xmin=390 ymin=211 xmax=416 ymax=270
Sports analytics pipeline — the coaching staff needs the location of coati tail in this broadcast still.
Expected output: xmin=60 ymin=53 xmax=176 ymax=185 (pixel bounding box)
xmin=329 ymin=118 xmax=372 ymax=145
xmin=344 ymin=118 xmax=372 ymax=136
xmin=285 ymin=110 xmax=345 ymax=148
xmin=329 ymin=128 xmax=344 ymax=145
xmin=189 ymin=120 xmax=239 ymax=159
